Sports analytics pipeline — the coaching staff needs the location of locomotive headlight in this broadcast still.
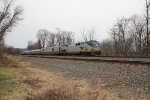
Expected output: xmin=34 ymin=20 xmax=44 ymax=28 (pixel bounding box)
xmin=92 ymin=48 xmax=97 ymax=52
xmin=93 ymin=48 xmax=101 ymax=55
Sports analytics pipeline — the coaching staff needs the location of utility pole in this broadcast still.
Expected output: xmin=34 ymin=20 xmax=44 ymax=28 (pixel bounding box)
xmin=146 ymin=0 xmax=150 ymax=56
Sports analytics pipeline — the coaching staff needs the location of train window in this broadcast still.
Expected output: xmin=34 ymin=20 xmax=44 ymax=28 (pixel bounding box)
xmin=62 ymin=44 xmax=68 ymax=47
xmin=52 ymin=48 xmax=54 ymax=52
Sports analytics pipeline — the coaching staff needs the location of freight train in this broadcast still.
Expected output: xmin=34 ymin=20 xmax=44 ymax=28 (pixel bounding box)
xmin=22 ymin=40 xmax=101 ymax=56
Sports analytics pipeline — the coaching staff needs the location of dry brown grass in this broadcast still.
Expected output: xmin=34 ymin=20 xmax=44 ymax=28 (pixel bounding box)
xmin=27 ymin=87 xmax=118 ymax=100
xmin=22 ymin=67 xmax=118 ymax=100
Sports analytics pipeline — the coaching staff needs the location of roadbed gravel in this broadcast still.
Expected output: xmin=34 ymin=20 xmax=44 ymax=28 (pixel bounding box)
xmin=20 ymin=56 xmax=150 ymax=100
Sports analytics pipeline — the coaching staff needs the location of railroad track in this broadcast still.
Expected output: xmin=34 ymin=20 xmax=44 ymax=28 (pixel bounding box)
xmin=23 ymin=55 xmax=150 ymax=65
xmin=96 ymin=55 xmax=150 ymax=58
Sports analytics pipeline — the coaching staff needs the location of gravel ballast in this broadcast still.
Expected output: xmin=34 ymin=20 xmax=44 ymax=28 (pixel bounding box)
xmin=20 ymin=56 xmax=150 ymax=100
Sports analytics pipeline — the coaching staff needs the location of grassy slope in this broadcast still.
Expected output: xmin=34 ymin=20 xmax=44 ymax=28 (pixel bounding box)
xmin=0 ymin=69 xmax=16 ymax=99
xmin=0 ymin=58 xmax=16 ymax=99
xmin=0 ymin=57 xmax=29 ymax=100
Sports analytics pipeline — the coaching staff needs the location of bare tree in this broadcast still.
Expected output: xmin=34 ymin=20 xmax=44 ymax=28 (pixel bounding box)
xmin=117 ymin=18 xmax=129 ymax=56
xmin=55 ymin=28 xmax=64 ymax=54
xmin=55 ymin=28 xmax=74 ymax=46
xmin=110 ymin=17 xmax=129 ymax=56
xmin=47 ymin=32 xmax=56 ymax=47
xmin=0 ymin=0 xmax=23 ymax=49
xmin=65 ymin=31 xmax=74 ymax=44
xmin=129 ymin=15 xmax=146 ymax=56
xmin=110 ymin=27 xmax=119 ymax=56
xmin=88 ymin=26 xmax=96 ymax=41
xmin=81 ymin=27 xmax=96 ymax=42
xmin=145 ymin=0 xmax=150 ymax=56
xmin=27 ymin=41 xmax=34 ymax=50
xmin=101 ymin=39 xmax=114 ymax=56
xmin=55 ymin=28 xmax=62 ymax=46
xmin=37 ymin=39 xmax=42 ymax=49
xmin=37 ymin=29 xmax=49 ymax=48
xmin=61 ymin=30 xmax=74 ymax=45
xmin=81 ymin=29 xmax=88 ymax=42
xmin=27 ymin=40 xmax=41 ymax=50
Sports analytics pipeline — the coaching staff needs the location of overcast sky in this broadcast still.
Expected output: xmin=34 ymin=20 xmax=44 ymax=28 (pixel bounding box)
xmin=6 ymin=0 xmax=145 ymax=48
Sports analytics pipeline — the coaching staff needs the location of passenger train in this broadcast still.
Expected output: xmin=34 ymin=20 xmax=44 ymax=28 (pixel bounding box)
xmin=22 ymin=40 xmax=101 ymax=56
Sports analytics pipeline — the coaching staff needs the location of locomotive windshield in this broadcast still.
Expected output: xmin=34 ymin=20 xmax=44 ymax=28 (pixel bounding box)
xmin=76 ymin=40 xmax=101 ymax=48
xmin=91 ymin=41 xmax=101 ymax=48
xmin=87 ymin=41 xmax=101 ymax=48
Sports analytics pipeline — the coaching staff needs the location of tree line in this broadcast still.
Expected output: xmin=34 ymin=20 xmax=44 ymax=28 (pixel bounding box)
xmin=101 ymin=15 xmax=150 ymax=56
xmin=101 ymin=0 xmax=150 ymax=57
xmin=27 ymin=26 xmax=97 ymax=50
xmin=27 ymin=28 xmax=75 ymax=50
